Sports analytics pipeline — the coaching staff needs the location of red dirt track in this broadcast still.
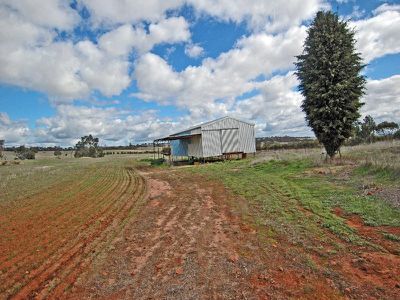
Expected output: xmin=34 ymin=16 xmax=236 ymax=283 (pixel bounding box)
xmin=1 ymin=166 xmax=399 ymax=299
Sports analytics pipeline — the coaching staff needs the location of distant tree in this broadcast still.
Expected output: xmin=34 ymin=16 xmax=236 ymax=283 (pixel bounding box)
xmin=74 ymin=135 xmax=104 ymax=158
xmin=15 ymin=145 xmax=35 ymax=160
xmin=0 ymin=140 xmax=4 ymax=159
xmin=376 ymin=121 xmax=399 ymax=137
xmin=359 ymin=115 xmax=376 ymax=143
xmin=394 ymin=129 xmax=400 ymax=140
xmin=295 ymin=11 xmax=366 ymax=158
xmin=54 ymin=149 xmax=62 ymax=158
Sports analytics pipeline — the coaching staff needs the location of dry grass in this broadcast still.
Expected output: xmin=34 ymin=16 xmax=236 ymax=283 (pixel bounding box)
xmin=342 ymin=141 xmax=400 ymax=170
xmin=255 ymin=141 xmax=400 ymax=173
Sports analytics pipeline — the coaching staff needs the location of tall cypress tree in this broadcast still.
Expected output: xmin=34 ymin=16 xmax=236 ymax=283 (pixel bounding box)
xmin=295 ymin=11 xmax=366 ymax=158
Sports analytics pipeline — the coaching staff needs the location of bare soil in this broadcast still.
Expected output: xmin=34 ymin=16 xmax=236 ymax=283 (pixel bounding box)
xmin=73 ymin=169 xmax=399 ymax=299
xmin=1 ymin=166 xmax=399 ymax=299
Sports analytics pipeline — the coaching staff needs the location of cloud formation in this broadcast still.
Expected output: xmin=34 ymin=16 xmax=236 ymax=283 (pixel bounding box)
xmin=134 ymin=26 xmax=307 ymax=114
xmin=352 ymin=4 xmax=400 ymax=63
xmin=0 ymin=113 xmax=30 ymax=144
xmin=0 ymin=1 xmax=399 ymax=145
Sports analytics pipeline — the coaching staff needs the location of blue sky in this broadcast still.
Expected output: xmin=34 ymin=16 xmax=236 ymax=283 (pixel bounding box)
xmin=0 ymin=0 xmax=400 ymax=146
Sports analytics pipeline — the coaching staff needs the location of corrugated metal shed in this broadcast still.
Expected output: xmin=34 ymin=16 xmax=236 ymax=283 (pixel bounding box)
xmin=156 ymin=116 xmax=256 ymax=159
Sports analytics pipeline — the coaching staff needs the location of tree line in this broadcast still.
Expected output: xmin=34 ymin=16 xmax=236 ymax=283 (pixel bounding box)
xmin=0 ymin=135 xmax=156 ymax=160
xmin=351 ymin=116 xmax=399 ymax=144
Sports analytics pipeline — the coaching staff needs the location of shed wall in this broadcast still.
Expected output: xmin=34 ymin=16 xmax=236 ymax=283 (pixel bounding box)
xmin=170 ymin=140 xmax=188 ymax=156
xmin=202 ymin=130 xmax=222 ymax=157
xmin=221 ymin=129 xmax=239 ymax=153
xmin=169 ymin=117 xmax=255 ymax=158
xmin=202 ymin=117 xmax=255 ymax=155
xmin=238 ymin=122 xmax=256 ymax=153
xmin=188 ymin=136 xmax=203 ymax=157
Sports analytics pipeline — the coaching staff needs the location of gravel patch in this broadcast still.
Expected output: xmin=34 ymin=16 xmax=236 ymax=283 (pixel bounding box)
xmin=376 ymin=187 xmax=400 ymax=209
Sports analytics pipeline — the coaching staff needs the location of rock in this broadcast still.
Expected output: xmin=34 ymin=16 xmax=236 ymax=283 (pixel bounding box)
xmin=395 ymin=283 xmax=400 ymax=288
xmin=176 ymin=267 xmax=184 ymax=275
xmin=228 ymin=253 xmax=239 ymax=263
xmin=278 ymin=267 xmax=284 ymax=272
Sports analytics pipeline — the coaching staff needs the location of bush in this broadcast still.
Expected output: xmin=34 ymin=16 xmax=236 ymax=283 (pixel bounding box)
xmin=150 ymin=158 xmax=165 ymax=166
xmin=15 ymin=146 xmax=35 ymax=160
xmin=74 ymin=135 xmax=104 ymax=158
xmin=394 ymin=129 xmax=400 ymax=140
xmin=161 ymin=147 xmax=171 ymax=155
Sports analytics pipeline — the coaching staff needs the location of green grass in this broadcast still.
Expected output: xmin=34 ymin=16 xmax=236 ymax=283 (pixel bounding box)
xmin=188 ymin=157 xmax=400 ymax=249
xmin=383 ymin=233 xmax=400 ymax=242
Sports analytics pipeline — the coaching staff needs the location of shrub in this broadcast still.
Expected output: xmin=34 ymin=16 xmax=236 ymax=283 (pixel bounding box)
xmin=15 ymin=146 xmax=35 ymax=160
xmin=74 ymin=135 xmax=104 ymax=158
xmin=394 ymin=129 xmax=400 ymax=140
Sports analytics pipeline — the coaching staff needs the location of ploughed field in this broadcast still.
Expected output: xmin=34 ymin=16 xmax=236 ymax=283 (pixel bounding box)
xmin=0 ymin=147 xmax=399 ymax=299
xmin=0 ymin=158 xmax=146 ymax=299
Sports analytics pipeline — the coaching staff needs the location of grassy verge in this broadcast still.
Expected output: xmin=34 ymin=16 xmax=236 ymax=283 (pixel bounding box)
xmin=187 ymin=157 xmax=400 ymax=249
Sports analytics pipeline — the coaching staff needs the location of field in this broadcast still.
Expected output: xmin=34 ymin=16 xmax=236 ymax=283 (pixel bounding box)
xmin=0 ymin=142 xmax=399 ymax=299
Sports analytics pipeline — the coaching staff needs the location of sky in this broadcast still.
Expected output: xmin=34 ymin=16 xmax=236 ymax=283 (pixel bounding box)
xmin=0 ymin=0 xmax=400 ymax=146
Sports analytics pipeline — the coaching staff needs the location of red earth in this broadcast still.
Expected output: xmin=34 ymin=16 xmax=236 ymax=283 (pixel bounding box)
xmin=1 ymin=166 xmax=399 ymax=299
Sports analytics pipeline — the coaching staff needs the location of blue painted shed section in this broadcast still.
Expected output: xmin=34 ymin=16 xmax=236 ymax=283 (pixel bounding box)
xmin=170 ymin=140 xmax=188 ymax=156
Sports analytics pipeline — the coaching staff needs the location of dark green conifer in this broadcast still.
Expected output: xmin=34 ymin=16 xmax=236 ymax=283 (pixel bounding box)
xmin=296 ymin=11 xmax=366 ymax=158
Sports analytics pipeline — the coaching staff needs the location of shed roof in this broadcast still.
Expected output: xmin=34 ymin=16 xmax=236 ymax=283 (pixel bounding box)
xmin=154 ymin=116 xmax=254 ymax=142
xmin=169 ymin=116 xmax=254 ymax=137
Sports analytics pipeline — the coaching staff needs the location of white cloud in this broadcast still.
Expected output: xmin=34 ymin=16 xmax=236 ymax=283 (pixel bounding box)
xmin=362 ymin=75 xmax=400 ymax=122
xmin=185 ymin=43 xmax=204 ymax=58
xmin=34 ymin=105 xmax=183 ymax=145
xmin=1 ymin=0 xmax=400 ymax=145
xmin=148 ymin=17 xmax=190 ymax=47
xmin=0 ymin=0 xmax=190 ymax=100
xmin=99 ymin=16 xmax=190 ymax=55
xmin=347 ymin=5 xmax=366 ymax=20
xmin=134 ymin=53 xmax=184 ymax=103
xmin=373 ymin=3 xmax=400 ymax=15
xmin=80 ymin=0 xmax=184 ymax=25
xmin=134 ymin=26 xmax=307 ymax=116
xmin=0 ymin=113 xmax=31 ymax=144
xmin=188 ymin=0 xmax=328 ymax=32
xmin=0 ymin=0 xmax=79 ymax=30
xmin=80 ymin=0 xmax=327 ymax=33
xmin=232 ymin=72 xmax=310 ymax=136
xmin=353 ymin=5 xmax=400 ymax=63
